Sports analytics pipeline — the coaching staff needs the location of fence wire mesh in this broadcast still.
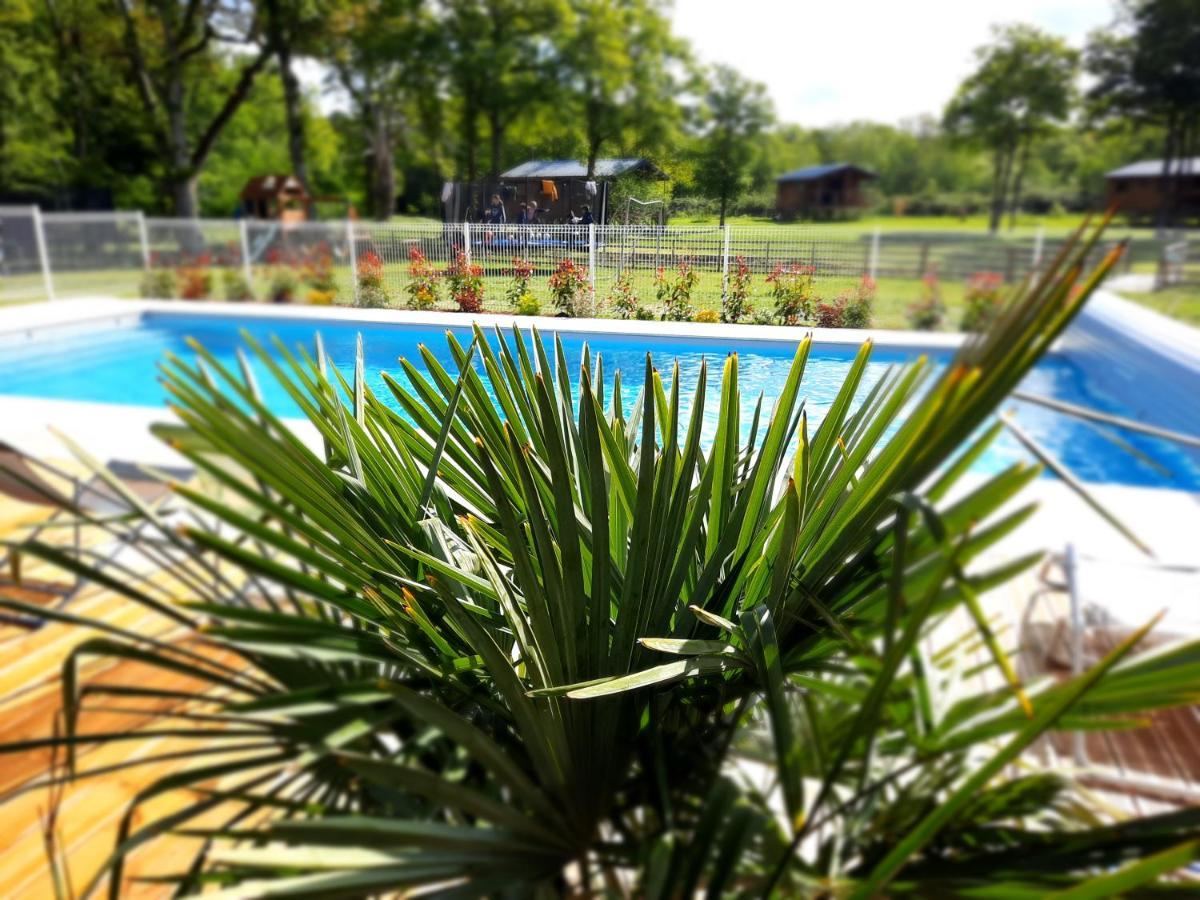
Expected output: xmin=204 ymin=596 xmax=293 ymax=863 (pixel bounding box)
xmin=1 ymin=208 xmax=1144 ymax=321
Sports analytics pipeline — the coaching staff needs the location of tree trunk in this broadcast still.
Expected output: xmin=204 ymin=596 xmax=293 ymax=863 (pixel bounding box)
xmin=265 ymin=0 xmax=308 ymax=195
xmin=719 ymin=194 xmax=727 ymax=228
xmin=1156 ymin=117 xmax=1177 ymax=235
xmin=165 ymin=61 xmax=198 ymax=218
xmin=489 ymin=111 xmax=504 ymax=179
xmin=988 ymin=146 xmax=1012 ymax=234
xmin=278 ymin=44 xmax=309 ymax=194
xmin=370 ymin=105 xmax=394 ymax=221
xmin=1007 ymin=136 xmax=1031 ymax=230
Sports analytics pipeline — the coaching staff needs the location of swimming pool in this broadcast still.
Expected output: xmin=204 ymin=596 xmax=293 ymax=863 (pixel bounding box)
xmin=1 ymin=310 xmax=1196 ymax=490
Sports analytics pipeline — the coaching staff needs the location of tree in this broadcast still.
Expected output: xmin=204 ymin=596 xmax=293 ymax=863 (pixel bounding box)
xmin=1086 ymin=0 xmax=1200 ymax=229
xmin=110 ymin=0 xmax=271 ymax=217
xmin=327 ymin=0 xmax=437 ymax=219
xmin=260 ymin=0 xmax=330 ymax=195
xmin=557 ymin=0 xmax=686 ymax=177
xmin=692 ymin=65 xmax=772 ymax=226
xmin=944 ymin=24 xmax=1079 ymax=232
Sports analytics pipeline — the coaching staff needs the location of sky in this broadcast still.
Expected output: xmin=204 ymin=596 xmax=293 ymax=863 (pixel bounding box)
xmin=670 ymin=0 xmax=1115 ymax=127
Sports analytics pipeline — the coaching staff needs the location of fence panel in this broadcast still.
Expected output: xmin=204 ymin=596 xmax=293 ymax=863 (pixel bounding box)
xmin=0 ymin=206 xmax=50 ymax=304
xmin=39 ymin=212 xmax=144 ymax=299
xmin=1 ymin=210 xmax=1151 ymax=316
xmin=243 ymin=220 xmax=353 ymax=304
xmin=143 ymin=218 xmax=246 ymax=299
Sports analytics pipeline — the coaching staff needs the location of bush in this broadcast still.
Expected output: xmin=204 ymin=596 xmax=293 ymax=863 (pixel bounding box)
xmin=306 ymin=289 xmax=336 ymax=306
xmin=176 ymin=262 xmax=213 ymax=300
xmin=506 ymin=257 xmax=535 ymax=312
xmin=606 ymin=272 xmax=639 ymax=320
xmin=766 ymin=263 xmax=816 ymax=325
xmin=722 ymin=255 xmax=752 ymax=324
xmin=694 ymin=308 xmax=719 ymax=323
xmin=960 ymin=271 xmax=1005 ymax=332
xmin=303 ymin=251 xmax=338 ymax=301
xmin=404 ymin=247 xmax=439 ymax=310
xmin=814 ymin=297 xmax=847 ymax=328
xmin=655 ymin=261 xmax=697 ymax=322
xmin=842 ymin=275 xmax=875 ymax=329
xmin=139 ymin=268 xmax=176 ymax=299
xmin=222 ymin=269 xmax=255 ymax=301
xmin=357 ymin=250 xmax=392 ymax=308
xmin=445 ymin=249 xmax=485 ymax=313
xmin=634 ymin=305 xmax=655 ymax=320
xmin=548 ymin=258 xmax=590 ymax=316
xmin=907 ymin=270 xmax=945 ymax=330
xmin=267 ymin=268 xmax=299 ymax=303
xmin=514 ymin=292 xmax=541 ymax=316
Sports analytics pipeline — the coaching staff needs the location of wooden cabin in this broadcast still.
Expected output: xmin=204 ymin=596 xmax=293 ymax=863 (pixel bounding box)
xmin=775 ymin=163 xmax=876 ymax=220
xmin=239 ymin=174 xmax=310 ymax=222
xmin=1106 ymin=158 xmax=1200 ymax=221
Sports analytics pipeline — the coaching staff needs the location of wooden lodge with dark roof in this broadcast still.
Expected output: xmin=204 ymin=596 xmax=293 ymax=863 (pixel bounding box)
xmin=775 ymin=163 xmax=877 ymax=219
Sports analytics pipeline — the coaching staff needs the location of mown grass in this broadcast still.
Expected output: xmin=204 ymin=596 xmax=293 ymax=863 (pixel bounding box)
xmin=1116 ymin=284 xmax=1200 ymax=325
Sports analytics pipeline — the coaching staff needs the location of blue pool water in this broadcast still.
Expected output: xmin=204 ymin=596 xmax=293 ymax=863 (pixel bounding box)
xmin=1 ymin=311 xmax=1197 ymax=490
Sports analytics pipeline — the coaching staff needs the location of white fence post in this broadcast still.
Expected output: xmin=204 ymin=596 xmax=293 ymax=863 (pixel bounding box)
xmin=588 ymin=224 xmax=597 ymax=300
xmin=721 ymin=225 xmax=732 ymax=303
xmin=136 ymin=212 xmax=151 ymax=270
xmin=1032 ymin=223 xmax=1045 ymax=272
xmin=462 ymin=222 xmax=471 ymax=266
xmin=346 ymin=218 xmax=359 ymax=305
xmin=30 ymin=205 xmax=55 ymax=301
xmin=868 ymin=226 xmax=881 ymax=281
xmin=239 ymin=219 xmax=253 ymax=285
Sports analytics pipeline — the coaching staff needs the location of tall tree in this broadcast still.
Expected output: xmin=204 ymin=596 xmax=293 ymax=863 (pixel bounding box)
xmin=557 ymin=0 xmax=686 ymax=177
xmin=692 ymin=64 xmax=772 ymax=226
xmin=111 ymin=0 xmax=271 ymax=217
xmin=327 ymin=0 xmax=435 ymax=219
xmin=261 ymin=0 xmax=328 ymax=194
xmin=1086 ymin=0 xmax=1200 ymax=230
xmin=943 ymin=24 xmax=1078 ymax=232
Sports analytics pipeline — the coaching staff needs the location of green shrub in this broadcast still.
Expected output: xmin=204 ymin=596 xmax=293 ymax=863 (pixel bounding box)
xmin=606 ymin=272 xmax=639 ymax=319
xmin=548 ymin=258 xmax=590 ymax=316
xmin=721 ymin=255 xmax=752 ymax=323
xmin=139 ymin=268 xmax=176 ymax=299
xmin=404 ymin=247 xmax=439 ymax=310
xmin=960 ymin=271 xmax=1006 ymax=332
xmin=267 ymin=267 xmax=299 ymax=303
xmin=655 ymin=261 xmax=697 ymax=321
xmin=907 ymin=270 xmax=946 ymax=330
xmin=766 ymin=262 xmax=816 ymax=325
xmin=222 ymin=269 xmax=255 ymax=301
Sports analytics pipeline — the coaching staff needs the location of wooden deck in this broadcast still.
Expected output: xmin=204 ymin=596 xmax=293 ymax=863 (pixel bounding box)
xmin=0 ymin=468 xmax=263 ymax=898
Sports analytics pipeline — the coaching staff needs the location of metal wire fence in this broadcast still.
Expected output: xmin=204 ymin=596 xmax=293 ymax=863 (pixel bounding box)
xmin=1 ymin=207 xmax=1139 ymax=318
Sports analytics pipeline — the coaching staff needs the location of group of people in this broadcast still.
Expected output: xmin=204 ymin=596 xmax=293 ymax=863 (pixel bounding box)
xmin=479 ymin=194 xmax=594 ymax=226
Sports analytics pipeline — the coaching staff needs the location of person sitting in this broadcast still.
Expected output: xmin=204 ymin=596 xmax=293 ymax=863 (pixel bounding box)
xmin=516 ymin=202 xmax=537 ymax=225
xmin=579 ymin=205 xmax=594 ymax=226
xmin=482 ymin=194 xmax=506 ymax=224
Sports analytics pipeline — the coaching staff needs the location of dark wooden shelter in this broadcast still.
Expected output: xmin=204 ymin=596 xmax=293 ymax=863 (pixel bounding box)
xmin=775 ymin=163 xmax=876 ymax=219
xmin=443 ymin=158 xmax=666 ymax=224
xmin=1106 ymin=158 xmax=1200 ymax=221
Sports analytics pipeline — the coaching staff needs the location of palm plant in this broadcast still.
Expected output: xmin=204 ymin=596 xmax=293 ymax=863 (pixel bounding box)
xmin=5 ymin=219 xmax=1200 ymax=897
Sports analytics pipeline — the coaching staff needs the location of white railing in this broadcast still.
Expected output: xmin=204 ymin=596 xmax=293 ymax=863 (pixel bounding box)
xmin=1 ymin=207 xmax=1130 ymax=315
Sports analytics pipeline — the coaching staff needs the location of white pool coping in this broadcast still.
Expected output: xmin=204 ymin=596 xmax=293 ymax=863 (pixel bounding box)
xmin=0 ymin=296 xmax=970 ymax=350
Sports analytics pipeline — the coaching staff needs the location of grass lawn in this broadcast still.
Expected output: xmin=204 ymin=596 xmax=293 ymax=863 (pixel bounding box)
xmin=1115 ymin=284 xmax=1200 ymax=325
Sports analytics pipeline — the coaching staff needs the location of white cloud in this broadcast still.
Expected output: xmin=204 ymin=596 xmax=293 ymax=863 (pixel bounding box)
xmin=670 ymin=0 xmax=1113 ymax=127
